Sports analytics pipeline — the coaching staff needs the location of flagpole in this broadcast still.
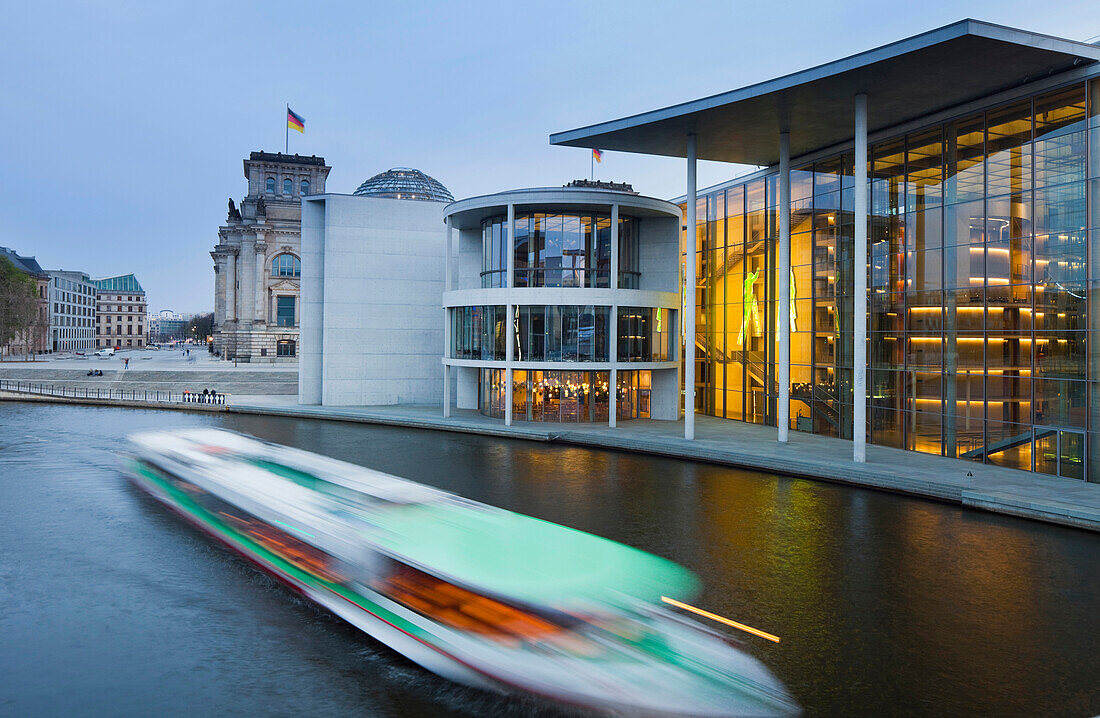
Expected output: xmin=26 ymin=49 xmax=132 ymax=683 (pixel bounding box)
xmin=591 ymin=151 xmax=594 ymax=181
xmin=285 ymin=103 xmax=289 ymax=154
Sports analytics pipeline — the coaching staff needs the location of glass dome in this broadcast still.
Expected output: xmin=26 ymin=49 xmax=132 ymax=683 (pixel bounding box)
xmin=353 ymin=167 xmax=453 ymax=202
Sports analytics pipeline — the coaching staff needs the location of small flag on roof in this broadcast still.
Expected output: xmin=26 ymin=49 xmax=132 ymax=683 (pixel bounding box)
xmin=592 ymin=148 xmax=603 ymax=163
xmin=287 ymin=107 xmax=305 ymax=133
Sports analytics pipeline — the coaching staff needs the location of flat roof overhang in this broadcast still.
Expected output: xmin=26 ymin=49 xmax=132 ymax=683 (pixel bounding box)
xmin=550 ymin=20 xmax=1100 ymax=166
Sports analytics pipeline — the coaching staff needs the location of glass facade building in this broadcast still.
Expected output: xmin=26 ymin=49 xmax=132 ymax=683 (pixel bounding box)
xmin=687 ymin=78 xmax=1100 ymax=480
xmin=443 ymin=186 xmax=682 ymax=425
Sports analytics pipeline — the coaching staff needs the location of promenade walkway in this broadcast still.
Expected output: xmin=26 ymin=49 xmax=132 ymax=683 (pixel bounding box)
xmin=229 ymin=396 xmax=1100 ymax=533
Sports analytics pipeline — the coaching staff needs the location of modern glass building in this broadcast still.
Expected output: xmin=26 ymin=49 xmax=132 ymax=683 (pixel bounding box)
xmin=552 ymin=21 xmax=1100 ymax=481
xmin=442 ymin=185 xmax=682 ymax=424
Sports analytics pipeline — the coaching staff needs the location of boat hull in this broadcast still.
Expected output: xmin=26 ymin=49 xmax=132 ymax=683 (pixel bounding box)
xmin=126 ymin=461 xmax=503 ymax=694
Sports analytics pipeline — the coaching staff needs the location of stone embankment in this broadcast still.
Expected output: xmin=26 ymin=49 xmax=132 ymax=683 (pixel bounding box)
xmin=0 ymin=367 xmax=297 ymax=396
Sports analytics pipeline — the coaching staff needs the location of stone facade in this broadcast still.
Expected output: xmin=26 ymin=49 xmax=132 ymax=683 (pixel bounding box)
xmin=0 ymin=246 xmax=49 ymax=358
xmin=47 ymin=270 xmax=96 ymax=352
xmin=91 ymin=274 xmax=147 ymax=349
xmin=211 ymin=152 xmax=330 ymax=362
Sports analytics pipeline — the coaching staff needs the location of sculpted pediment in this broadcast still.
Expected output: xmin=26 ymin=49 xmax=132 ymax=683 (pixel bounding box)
xmin=270 ymin=278 xmax=299 ymax=292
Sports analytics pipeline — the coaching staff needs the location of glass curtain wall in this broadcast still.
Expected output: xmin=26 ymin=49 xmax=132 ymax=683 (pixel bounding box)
xmin=480 ymin=369 xmax=652 ymax=421
xmin=481 ymin=213 xmax=640 ymax=288
xmin=690 ymin=177 xmax=778 ymax=425
xmin=693 ymin=79 xmax=1099 ymax=481
xmin=513 ymin=305 xmax=610 ymax=361
xmin=451 ymin=305 xmax=507 ymax=360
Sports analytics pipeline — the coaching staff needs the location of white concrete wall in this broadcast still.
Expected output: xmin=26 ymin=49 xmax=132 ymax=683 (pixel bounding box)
xmin=300 ymin=194 xmax=448 ymax=406
xmin=298 ymin=197 xmax=326 ymax=404
xmin=639 ymin=216 xmax=681 ymax=293
xmin=456 ymin=365 xmax=479 ymax=409
xmin=456 ymin=228 xmax=481 ymax=291
xmin=650 ymin=365 xmax=681 ymax=420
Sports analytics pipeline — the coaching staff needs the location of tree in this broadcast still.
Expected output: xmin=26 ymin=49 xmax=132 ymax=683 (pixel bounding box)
xmin=0 ymin=257 xmax=38 ymax=361
xmin=188 ymin=312 xmax=214 ymax=342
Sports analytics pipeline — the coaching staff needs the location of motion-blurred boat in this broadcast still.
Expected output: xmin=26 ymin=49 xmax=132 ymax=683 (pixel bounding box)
xmin=125 ymin=428 xmax=799 ymax=717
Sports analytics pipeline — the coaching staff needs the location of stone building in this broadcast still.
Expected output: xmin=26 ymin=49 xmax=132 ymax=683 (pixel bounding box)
xmin=211 ymin=151 xmax=330 ymax=362
xmin=47 ymin=270 xmax=96 ymax=352
xmin=91 ymin=274 xmax=147 ymax=349
xmin=0 ymin=246 xmax=50 ymax=357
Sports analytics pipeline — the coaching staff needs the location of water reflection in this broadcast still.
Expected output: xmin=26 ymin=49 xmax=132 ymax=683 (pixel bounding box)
xmin=2 ymin=402 xmax=1099 ymax=716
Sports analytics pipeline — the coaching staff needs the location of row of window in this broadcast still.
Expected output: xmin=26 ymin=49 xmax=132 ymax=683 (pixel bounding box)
xmin=480 ymin=213 xmax=642 ymax=289
xmin=689 ymin=77 xmax=1100 ymax=481
xmin=450 ymin=305 xmax=674 ymax=362
xmin=479 ymin=369 xmax=652 ymax=422
xmin=266 ymin=177 xmax=311 ymax=197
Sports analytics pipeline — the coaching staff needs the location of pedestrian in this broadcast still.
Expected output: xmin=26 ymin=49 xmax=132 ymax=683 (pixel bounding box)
xmin=124 ymin=357 xmax=129 ymax=370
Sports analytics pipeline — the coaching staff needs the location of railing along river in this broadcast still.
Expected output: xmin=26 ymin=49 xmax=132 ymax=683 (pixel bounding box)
xmin=0 ymin=379 xmax=227 ymax=405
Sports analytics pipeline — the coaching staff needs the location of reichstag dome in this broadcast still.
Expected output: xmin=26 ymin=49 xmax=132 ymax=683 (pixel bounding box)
xmin=353 ymin=167 xmax=453 ymax=202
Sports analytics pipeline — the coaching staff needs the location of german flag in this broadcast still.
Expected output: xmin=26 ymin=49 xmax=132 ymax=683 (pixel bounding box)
xmin=592 ymin=148 xmax=603 ymax=163
xmin=287 ymin=107 xmax=305 ymax=133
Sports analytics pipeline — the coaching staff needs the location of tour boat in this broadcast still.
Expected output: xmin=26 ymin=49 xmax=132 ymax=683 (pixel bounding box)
xmin=124 ymin=428 xmax=799 ymax=717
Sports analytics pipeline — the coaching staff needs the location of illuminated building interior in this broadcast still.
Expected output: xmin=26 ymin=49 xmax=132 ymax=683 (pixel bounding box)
xmin=688 ymin=80 xmax=1098 ymax=479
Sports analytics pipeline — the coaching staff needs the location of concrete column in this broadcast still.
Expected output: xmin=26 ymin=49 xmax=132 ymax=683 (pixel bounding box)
xmin=685 ymin=133 xmax=697 ymax=440
xmin=609 ymin=305 xmax=618 ymax=428
xmin=226 ymin=251 xmax=237 ymax=321
xmin=444 ymin=218 xmax=453 ymax=291
xmin=610 ymin=203 xmax=619 ymax=289
xmin=443 ymin=305 xmax=451 ymax=417
xmin=609 ymin=367 xmax=618 ymax=428
xmin=506 ymin=204 xmax=515 ymax=289
xmin=504 ymin=304 xmax=514 ymax=426
xmin=443 ymin=363 xmax=451 ymax=418
xmin=778 ymin=131 xmax=791 ymax=443
xmin=854 ymin=93 xmax=868 ymax=463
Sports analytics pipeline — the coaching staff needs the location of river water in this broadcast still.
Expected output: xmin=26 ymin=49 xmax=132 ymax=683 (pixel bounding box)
xmin=1 ymin=401 xmax=1098 ymax=717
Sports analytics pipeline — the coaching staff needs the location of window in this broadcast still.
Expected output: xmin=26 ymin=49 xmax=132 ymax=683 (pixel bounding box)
xmin=276 ymin=296 xmax=295 ymax=327
xmin=266 ymin=177 xmax=275 ymax=193
xmin=300 ymin=179 xmax=310 ymax=196
xmin=277 ymin=339 xmax=295 ymax=357
xmin=283 ymin=178 xmax=293 ymax=195
xmin=272 ymin=253 xmax=301 ymax=278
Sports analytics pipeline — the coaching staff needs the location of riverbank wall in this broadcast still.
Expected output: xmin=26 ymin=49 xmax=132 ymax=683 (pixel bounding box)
xmin=4 ymin=391 xmax=1100 ymax=534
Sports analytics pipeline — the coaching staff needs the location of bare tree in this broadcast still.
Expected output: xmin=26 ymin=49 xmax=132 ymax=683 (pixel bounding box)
xmin=0 ymin=257 xmax=38 ymax=361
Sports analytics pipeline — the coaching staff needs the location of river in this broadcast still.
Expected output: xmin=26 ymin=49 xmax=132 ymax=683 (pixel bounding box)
xmin=1 ymin=401 xmax=1098 ymax=716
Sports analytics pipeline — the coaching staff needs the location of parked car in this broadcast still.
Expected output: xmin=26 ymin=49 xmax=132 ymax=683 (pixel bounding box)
xmin=95 ymin=348 xmax=115 ymax=357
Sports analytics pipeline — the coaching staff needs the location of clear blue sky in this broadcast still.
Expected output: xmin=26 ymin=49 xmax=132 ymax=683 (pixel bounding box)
xmin=2 ymin=1 xmax=1096 ymax=313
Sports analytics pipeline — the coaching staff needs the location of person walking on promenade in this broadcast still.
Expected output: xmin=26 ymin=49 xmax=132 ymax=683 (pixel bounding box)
xmin=123 ymin=357 xmax=129 ymax=370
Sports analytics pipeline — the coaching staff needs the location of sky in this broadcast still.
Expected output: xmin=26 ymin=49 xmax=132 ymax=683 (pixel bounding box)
xmin=2 ymin=1 xmax=1097 ymax=313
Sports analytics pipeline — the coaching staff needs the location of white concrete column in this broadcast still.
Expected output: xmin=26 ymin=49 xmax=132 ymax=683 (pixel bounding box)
xmin=444 ymin=218 xmax=453 ymax=291
xmin=442 ymin=304 xmax=451 ymax=417
xmin=608 ymin=302 xmax=618 ymax=427
xmin=505 ymin=303 xmax=514 ymax=426
xmin=854 ymin=93 xmax=868 ymax=463
xmin=685 ymin=133 xmax=697 ymax=440
xmin=226 ymin=251 xmax=237 ymax=321
xmin=777 ymin=131 xmax=791 ymax=443
xmin=443 ymin=364 xmax=451 ymax=418
xmin=506 ymin=204 xmax=515 ymax=289
xmin=610 ymin=203 xmax=619 ymax=289
xmin=609 ymin=367 xmax=618 ymax=428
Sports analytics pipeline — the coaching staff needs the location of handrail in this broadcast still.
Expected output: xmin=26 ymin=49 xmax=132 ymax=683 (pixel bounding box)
xmin=0 ymin=379 xmax=228 ymax=406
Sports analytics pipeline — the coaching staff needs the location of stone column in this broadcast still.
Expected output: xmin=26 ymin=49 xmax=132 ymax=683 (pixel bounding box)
xmin=255 ymin=238 xmax=267 ymax=326
xmin=226 ymin=250 xmax=237 ymax=321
